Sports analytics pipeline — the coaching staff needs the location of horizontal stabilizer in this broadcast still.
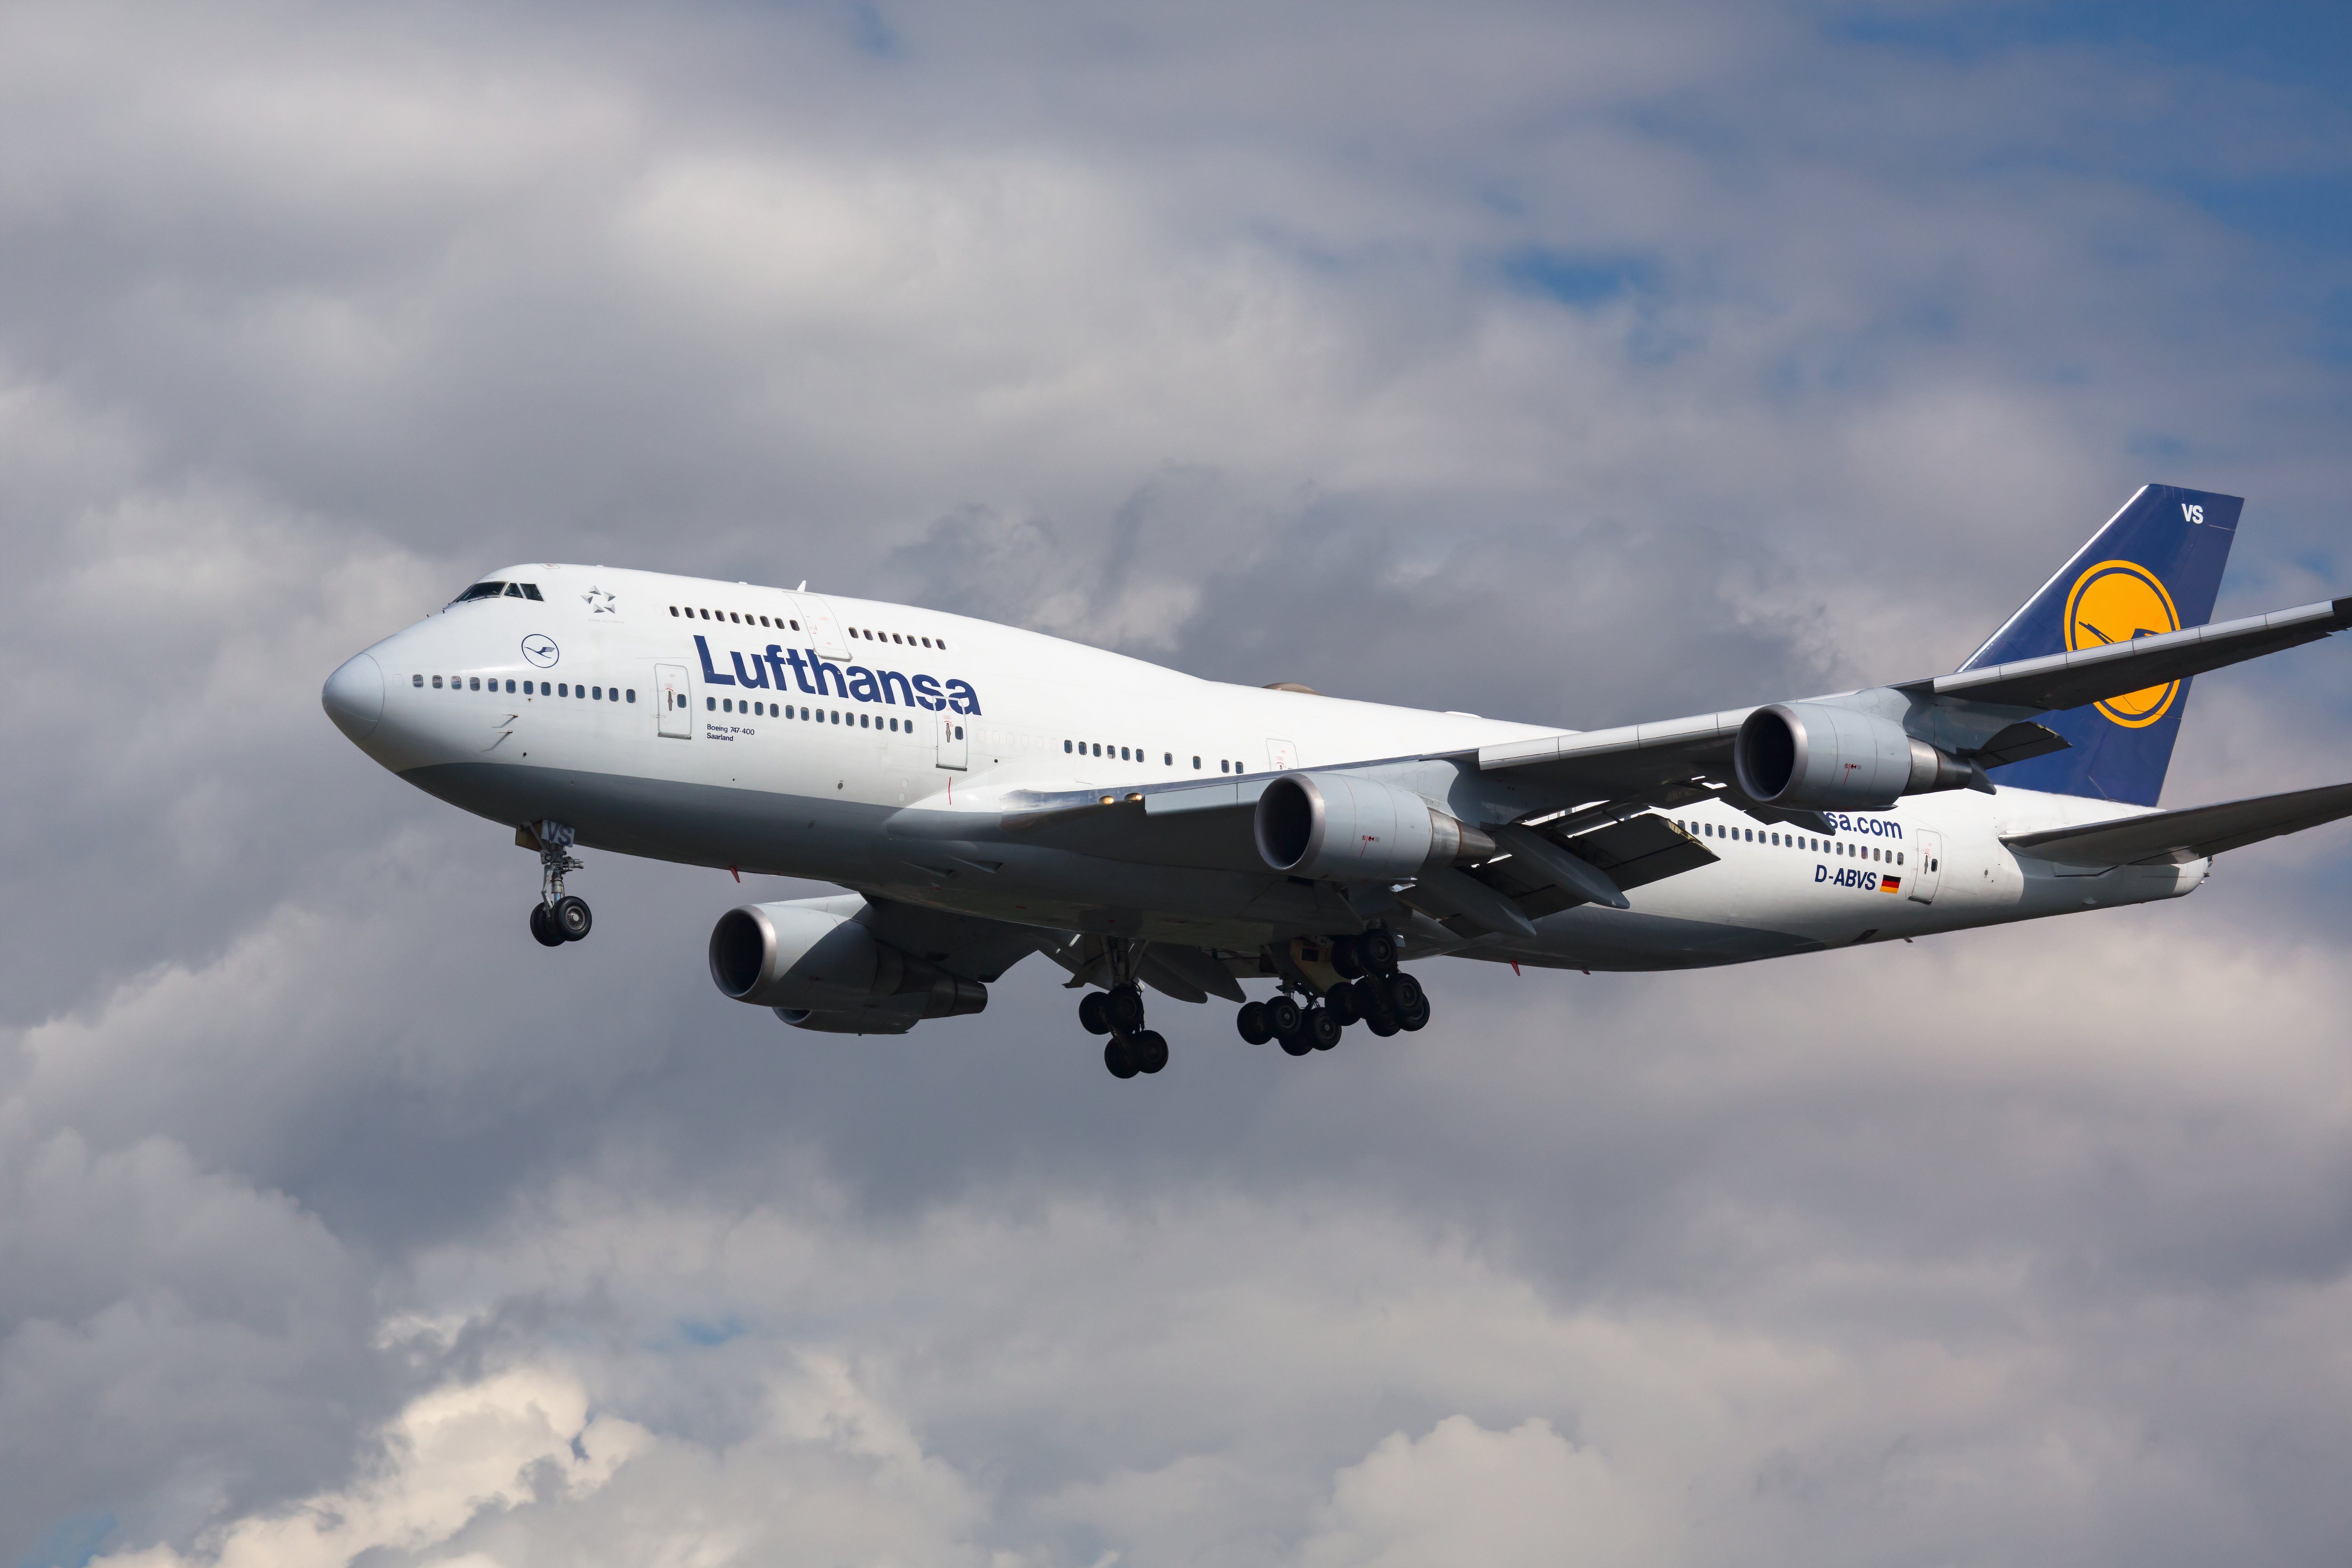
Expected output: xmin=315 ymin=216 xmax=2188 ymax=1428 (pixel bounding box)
xmin=2002 ymin=781 xmax=2352 ymax=866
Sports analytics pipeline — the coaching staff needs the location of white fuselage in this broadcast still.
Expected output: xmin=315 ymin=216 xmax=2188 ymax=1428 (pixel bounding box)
xmin=326 ymin=564 xmax=2204 ymax=973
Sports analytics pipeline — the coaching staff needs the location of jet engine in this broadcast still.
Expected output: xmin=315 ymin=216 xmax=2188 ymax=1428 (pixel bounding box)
xmin=708 ymin=901 xmax=986 ymax=1020
xmin=1254 ymin=772 xmax=1497 ymax=882
xmin=1734 ymin=702 xmax=1974 ymax=811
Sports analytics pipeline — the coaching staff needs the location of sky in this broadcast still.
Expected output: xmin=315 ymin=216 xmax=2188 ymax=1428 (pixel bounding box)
xmin=2 ymin=1 xmax=2350 ymax=1564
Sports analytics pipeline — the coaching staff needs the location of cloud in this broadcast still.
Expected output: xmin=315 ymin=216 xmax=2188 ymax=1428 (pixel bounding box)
xmin=1294 ymin=1416 xmax=1660 ymax=1568
xmin=2 ymin=1 xmax=2350 ymax=1565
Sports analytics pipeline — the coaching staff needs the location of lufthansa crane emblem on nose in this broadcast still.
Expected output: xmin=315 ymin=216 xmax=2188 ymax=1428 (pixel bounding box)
xmin=521 ymin=634 xmax=560 ymax=668
xmin=584 ymin=587 xmax=617 ymax=614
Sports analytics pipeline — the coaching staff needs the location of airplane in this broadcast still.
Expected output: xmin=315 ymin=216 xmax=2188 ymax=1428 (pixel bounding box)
xmin=321 ymin=485 xmax=2352 ymax=1078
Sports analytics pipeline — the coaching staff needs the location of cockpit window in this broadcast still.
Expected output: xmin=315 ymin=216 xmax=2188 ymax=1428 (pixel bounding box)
xmin=448 ymin=580 xmax=542 ymax=607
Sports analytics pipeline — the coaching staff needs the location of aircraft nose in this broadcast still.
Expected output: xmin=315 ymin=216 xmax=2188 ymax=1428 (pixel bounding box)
xmin=322 ymin=651 xmax=385 ymax=741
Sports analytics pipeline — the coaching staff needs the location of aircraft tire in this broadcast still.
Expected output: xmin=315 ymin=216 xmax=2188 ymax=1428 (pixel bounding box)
xmin=1396 ymin=991 xmax=1430 ymax=1031
xmin=1079 ymin=992 xmax=1113 ymax=1036
xmin=528 ymin=903 xmax=565 ymax=948
xmin=1358 ymin=928 xmax=1398 ymax=972
xmin=1325 ymin=985 xmax=1360 ymax=1027
xmin=1133 ymin=1030 xmax=1169 ymax=1074
xmin=1365 ymin=1012 xmax=1401 ymax=1038
xmin=1306 ymin=1008 xmax=1341 ymax=1051
xmin=1280 ymin=1033 xmax=1314 ymax=1057
xmin=1386 ymin=971 xmax=1425 ymax=1015
xmin=1330 ymin=935 xmax=1366 ymax=979
xmin=1104 ymin=1037 xmax=1140 ymax=1078
xmin=553 ymin=895 xmax=593 ymax=942
xmin=1235 ymin=1001 xmax=1273 ymax=1045
xmin=1106 ymin=983 xmax=1146 ymax=1035
xmin=1265 ymin=994 xmax=1302 ymax=1042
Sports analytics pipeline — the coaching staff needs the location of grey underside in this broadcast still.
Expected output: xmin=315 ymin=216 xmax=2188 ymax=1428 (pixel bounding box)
xmin=407 ymin=761 xmax=1820 ymax=982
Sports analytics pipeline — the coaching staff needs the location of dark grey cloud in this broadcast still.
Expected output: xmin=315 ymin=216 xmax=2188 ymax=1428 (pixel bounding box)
xmin=0 ymin=1 xmax=2347 ymax=1564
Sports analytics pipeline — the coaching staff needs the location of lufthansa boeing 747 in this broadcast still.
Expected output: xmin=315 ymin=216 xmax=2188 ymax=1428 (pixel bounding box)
xmin=321 ymin=486 xmax=2352 ymax=1077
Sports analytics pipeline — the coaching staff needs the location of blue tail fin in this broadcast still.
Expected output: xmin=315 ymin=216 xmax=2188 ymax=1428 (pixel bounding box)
xmin=1959 ymin=483 xmax=2242 ymax=806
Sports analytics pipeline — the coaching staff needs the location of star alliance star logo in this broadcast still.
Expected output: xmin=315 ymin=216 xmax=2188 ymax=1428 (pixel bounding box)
xmin=584 ymin=587 xmax=618 ymax=614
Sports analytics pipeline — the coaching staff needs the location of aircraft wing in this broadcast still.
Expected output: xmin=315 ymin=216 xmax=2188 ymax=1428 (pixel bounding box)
xmin=1911 ymin=597 xmax=2352 ymax=713
xmin=1478 ymin=595 xmax=2352 ymax=809
xmin=2001 ymin=781 xmax=2352 ymax=866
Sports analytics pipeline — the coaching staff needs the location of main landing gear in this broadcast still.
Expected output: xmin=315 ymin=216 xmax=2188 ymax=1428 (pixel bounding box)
xmin=1080 ymin=980 xmax=1168 ymax=1079
xmin=526 ymin=819 xmax=592 ymax=948
xmin=1234 ymin=929 xmax=1429 ymax=1056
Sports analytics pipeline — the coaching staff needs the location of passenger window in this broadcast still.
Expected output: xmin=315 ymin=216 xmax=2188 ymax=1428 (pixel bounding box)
xmin=936 ymin=640 xmax=945 ymax=650
xmin=954 ymin=726 xmax=964 ymax=739
xmin=1193 ymin=756 xmax=1201 ymax=768
xmin=432 ymin=675 xmax=443 ymax=688
xmin=1164 ymin=753 xmax=1172 ymax=765
xmin=626 ymin=689 xmax=634 ymax=703
xmin=723 ymin=698 xmax=732 ymax=713
xmin=670 ymin=606 xmax=679 ymax=617
xmin=790 ymin=620 xmax=800 ymax=630
xmin=592 ymin=686 xmax=601 ymax=699
xmin=1065 ymin=740 xmax=1073 ymax=753
xmin=413 ymin=674 xmax=423 ymax=687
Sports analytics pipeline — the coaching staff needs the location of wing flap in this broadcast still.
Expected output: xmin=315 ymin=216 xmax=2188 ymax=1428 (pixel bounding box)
xmin=2002 ymin=781 xmax=2352 ymax=866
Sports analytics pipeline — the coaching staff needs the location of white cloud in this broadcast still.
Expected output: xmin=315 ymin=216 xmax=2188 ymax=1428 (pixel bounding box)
xmin=2 ymin=2 xmax=2350 ymax=1565
xmin=1294 ymin=1416 xmax=1662 ymax=1568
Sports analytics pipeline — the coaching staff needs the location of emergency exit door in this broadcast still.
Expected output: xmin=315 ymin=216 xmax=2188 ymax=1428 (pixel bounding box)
xmin=1908 ymin=829 xmax=1943 ymax=904
xmin=935 ymin=713 xmax=968 ymax=770
xmin=656 ymin=663 xmax=692 ymax=738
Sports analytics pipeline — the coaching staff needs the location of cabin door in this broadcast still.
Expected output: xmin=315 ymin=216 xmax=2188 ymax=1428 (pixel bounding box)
xmin=935 ymin=713 xmax=969 ymax=770
xmin=656 ymin=663 xmax=692 ymax=738
xmin=1908 ymin=829 xmax=1944 ymax=904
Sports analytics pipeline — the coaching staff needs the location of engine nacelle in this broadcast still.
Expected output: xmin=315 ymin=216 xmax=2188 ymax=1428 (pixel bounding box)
xmin=1733 ymin=702 xmax=1974 ymax=811
xmin=773 ymin=1000 xmax=929 ymax=1035
xmin=1254 ymin=772 xmax=1497 ymax=882
xmin=708 ymin=902 xmax=987 ymax=1019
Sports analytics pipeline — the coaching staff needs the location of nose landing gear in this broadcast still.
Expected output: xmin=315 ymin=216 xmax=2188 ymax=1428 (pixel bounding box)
xmin=1080 ymin=955 xmax=1168 ymax=1079
xmin=526 ymin=820 xmax=591 ymax=947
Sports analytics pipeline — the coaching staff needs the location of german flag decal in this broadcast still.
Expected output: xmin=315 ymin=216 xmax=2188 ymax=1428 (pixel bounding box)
xmin=1880 ymin=875 xmax=1902 ymax=895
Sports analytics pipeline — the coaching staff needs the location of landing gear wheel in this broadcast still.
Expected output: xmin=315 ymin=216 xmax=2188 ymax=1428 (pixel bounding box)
xmin=1236 ymin=1001 xmax=1273 ymax=1045
xmin=552 ymin=895 xmax=593 ymax=942
xmin=1106 ymin=983 xmax=1146 ymax=1035
xmin=1105 ymin=1037 xmax=1140 ymax=1078
xmin=1358 ymin=927 xmax=1398 ymax=971
xmin=1330 ymin=935 xmax=1367 ymax=979
xmin=1387 ymin=971 xmax=1430 ymax=1031
xmin=1324 ymin=985 xmax=1360 ymax=1027
xmin=1365 ymin=1012 xmax=1401 ymax=1038
xmin=529 ymin=903 xmax=565 ymax=947
xmin=1131 ymin=1030 xmax=1169 ymax=1074
xmin=1079 ymin=991 xmax=1113 ymax=1036
xmin=1265 ymin=994 xmax=1302 ymax=1042
xmin=1305 ymin=1007 xmax=1341 ymax=1051
xmin=1280 ymin=1032 xmax=1314 ymax=1057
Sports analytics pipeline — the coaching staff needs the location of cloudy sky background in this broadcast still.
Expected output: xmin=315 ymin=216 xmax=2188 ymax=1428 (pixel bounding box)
xmin=3 ymin=1 xmax=2350 ymax=1562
